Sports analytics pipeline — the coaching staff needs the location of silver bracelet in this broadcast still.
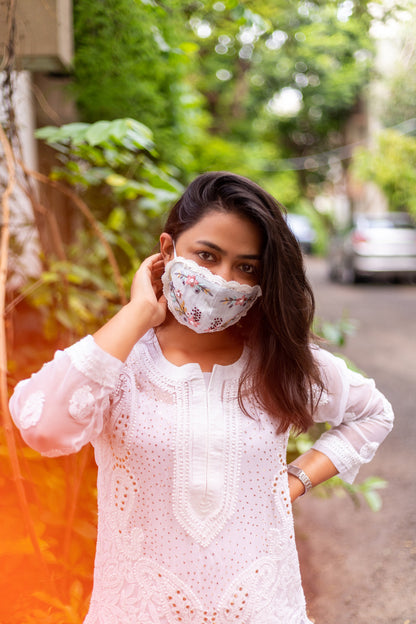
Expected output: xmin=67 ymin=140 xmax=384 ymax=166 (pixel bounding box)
xmin=287 ymin=464 xmax=313 ymax=495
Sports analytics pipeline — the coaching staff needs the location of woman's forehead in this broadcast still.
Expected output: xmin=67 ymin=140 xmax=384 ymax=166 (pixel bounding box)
xmin=178 ymin=210 xmax=262 ymax=253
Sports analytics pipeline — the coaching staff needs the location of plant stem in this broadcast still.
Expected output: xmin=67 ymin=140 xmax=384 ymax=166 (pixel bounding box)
xmin=19 ymin=163 xmax=128 ymax=306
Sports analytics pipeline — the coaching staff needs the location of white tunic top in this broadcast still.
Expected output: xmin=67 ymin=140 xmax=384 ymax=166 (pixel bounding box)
xmin=9 ymin=330 xmax=394 ymax=624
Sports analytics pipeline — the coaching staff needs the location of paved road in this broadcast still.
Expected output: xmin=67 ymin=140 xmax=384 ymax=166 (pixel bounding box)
xmin=296 ymin=256 xmax=416 ymax=624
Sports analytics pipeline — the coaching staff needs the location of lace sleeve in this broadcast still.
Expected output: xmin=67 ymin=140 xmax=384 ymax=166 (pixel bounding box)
xmin=310 ymin=347 xmax=394 ymax=483
xmin=9 ymin=335 xmax=124 ymax=457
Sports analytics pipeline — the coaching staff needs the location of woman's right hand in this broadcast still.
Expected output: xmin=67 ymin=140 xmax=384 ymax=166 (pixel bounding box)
xmin=130 ymin=253 xmax=167 ymax=329
xmin=93 ymin=253 xmax=168 ymax=361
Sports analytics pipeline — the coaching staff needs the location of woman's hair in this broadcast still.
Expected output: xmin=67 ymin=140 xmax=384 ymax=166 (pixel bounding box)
xmin=163 ymin=171 xmax=324 ymax=433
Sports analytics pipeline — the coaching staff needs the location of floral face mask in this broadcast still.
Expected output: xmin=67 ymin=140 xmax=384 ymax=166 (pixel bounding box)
xmin=161 ymin=252 xmax=262 ymax=334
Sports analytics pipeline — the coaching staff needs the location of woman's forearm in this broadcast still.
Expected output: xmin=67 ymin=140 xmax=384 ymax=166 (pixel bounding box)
xmin=288 ymin=448 xmax=339 ymax=501
xmin=93 ymin=300 xmax=156 ymax=362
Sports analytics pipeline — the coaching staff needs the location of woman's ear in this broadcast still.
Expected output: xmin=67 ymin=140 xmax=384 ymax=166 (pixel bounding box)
xmin=160 ymin=233 xmax=174 ymax=264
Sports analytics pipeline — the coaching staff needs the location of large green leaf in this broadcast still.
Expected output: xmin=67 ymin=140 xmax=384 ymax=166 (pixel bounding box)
xmin=85 ymin=121 xmax=113 ymax=146
xmin=35 ymin=123 xmax=90 ymax=144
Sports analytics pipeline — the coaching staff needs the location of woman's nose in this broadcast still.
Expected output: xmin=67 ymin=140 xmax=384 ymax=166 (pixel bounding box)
xmin=213 ymin=262 xmax=233 ymax=282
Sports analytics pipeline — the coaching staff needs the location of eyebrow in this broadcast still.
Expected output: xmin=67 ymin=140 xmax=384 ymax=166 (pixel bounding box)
xmin=195 ymin=240 xmax=261 ymax=260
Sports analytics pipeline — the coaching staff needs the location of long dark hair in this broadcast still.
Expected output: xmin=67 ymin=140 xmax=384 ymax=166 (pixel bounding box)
xmin=163 ymin=171 xmax=324 ymax=433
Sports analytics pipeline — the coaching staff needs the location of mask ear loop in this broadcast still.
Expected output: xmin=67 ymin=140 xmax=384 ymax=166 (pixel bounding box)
xmin=172 ymin=240 xmax=177 ymax=258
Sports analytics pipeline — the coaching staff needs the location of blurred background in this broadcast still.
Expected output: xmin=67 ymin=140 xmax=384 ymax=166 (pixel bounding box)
xmin=1 ymin=1 xmax=415 ymax=622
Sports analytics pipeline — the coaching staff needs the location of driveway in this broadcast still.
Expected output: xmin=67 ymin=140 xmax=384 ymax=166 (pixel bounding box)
xmin=296 ymin=256 xmax=416 ymax=624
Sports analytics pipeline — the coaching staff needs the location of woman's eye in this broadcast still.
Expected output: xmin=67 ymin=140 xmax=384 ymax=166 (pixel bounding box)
xmin=239 ymin=263 xmax=256 ymax=274
xmin=197 ymin=251 xmax=215 ymax=262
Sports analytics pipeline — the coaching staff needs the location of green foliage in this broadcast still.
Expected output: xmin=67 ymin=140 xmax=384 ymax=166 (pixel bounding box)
xmin=379 ymin=5 xmax=416 ymax=129
xmin=30 ymin=118 xmax=183 ymax=339
xmin=22 ymin=259 xmax=121 ymax=339
xmin=181 ymin=0 xmax=375 ymax=187
xmin=35 ymin=118 xmax=182 ymax=214
xmin=72 ymin=0 xmax=191 ymax=165
xmin=70 ymin=0 xmax=380 ymax=196
xmin=315 ymin=475 xmax=388 ymax=512
xmin=313 ymin=315 xmax=357 ymax=348
xmin=352 ymin=129 xmax=416 ymax=217
xmin=349 ymin=6 xmax=416 ymax=219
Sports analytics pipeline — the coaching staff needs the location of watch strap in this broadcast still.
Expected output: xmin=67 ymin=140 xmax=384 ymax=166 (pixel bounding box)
xmin=287 ymin=464 xmax=313 ymax=495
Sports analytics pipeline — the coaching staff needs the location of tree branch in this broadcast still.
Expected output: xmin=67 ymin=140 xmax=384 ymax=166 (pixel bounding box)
xmin=19 ymin=164 xmax=128 ymax=305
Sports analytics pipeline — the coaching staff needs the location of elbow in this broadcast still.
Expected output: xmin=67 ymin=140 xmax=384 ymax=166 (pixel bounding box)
xmin=10 ymin=384 xmax=103 ymax=457
xmin=381 ymin=396 xmax=395 ymax=433
xmin=18 ymin=423 xmax=85 ymax=457
xmin=19 ymin=426 xmax=59 ymax=456
xmin=10 ymin=394 xmax=80 ymax=457
xmin=10 ymin=390 xmax=55 ymax=454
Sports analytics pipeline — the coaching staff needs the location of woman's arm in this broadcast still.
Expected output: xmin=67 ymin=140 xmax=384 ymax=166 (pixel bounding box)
xmin=9 ymin=254 xmax=167 ymax=456
xmin=9 ymin=337 xmax=123 ymax=456
xmin=288 ymin=448 xmax=338 ymax=501
xmin=289 ymin=347 xmax=394 ymax=502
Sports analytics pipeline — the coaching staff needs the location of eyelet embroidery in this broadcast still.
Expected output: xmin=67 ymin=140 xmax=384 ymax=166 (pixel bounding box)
xmin=19 ymin=391 xmax=45 ymax=429
xmin=87 ymin=443 xmax=309 ymax=624
xmin=11 ymin=330 xmax=385 ymax=624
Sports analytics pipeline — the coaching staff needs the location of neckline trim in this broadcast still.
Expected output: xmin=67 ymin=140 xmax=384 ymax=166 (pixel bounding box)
xmin=141 ymin=329 xmax=248 ymax=381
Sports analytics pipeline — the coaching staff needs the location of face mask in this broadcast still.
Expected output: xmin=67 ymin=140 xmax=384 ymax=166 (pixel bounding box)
xmin=161 ymin=251 xmax=262 ymax=334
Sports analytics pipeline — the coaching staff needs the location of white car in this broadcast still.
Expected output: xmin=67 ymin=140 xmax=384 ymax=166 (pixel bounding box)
xmin=328 ymin=212 xmax=416 ymax=283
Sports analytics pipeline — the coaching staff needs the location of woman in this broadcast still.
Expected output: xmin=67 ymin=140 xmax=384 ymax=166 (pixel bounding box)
xmin=10 ymin=172 xmax=393 ymax=623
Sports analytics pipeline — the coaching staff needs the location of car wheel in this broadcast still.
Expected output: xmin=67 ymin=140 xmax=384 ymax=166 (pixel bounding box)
xmin=339 ymin=263 xmax=356 ymax=284
xmin=328 ymin=265 xmax=339 ymax=282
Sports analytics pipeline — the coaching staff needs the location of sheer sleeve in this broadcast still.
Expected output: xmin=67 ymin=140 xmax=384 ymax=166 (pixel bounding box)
xmin=9 ymin=335 xmax=124 ymax=457
xmin=310 ymin=346 xmax=394 ymax=483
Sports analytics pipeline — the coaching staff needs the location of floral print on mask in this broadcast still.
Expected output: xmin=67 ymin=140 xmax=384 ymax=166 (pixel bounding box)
xmin=162 ymin=257 xmax=262 ymax=334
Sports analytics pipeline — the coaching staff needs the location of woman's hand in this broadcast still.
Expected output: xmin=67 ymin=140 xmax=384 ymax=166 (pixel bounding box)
xmin=93 ymin=253 xmax=168 ymax=361
xmin=130 ymin=253 xmax=167 ymax=329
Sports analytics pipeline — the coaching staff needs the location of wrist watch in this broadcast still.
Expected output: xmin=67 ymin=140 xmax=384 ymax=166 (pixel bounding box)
xmin=287 ymin=464 xmax=313 ymax=495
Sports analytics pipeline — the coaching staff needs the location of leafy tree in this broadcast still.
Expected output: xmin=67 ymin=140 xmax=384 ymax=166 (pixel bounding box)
xmin=349 ymin=5 xmax=416 ymax=219
xmin=24 ymin=118 xmax=183 ymax=340
xmin=72 ymin=0 xmax=194 ymax=166
xmin=71 ymin=0 xmax=380 ymax=203
xmin=379 ymin=5 xmax=416 ymax=129
xmin=352 ymin=129 xmax=416 ymax=217
xmin=182 ymin=0 xmax=375 ymax=189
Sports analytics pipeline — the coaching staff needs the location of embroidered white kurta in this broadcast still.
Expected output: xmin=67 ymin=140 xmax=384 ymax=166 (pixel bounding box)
xmin=9 ymin=330 xmax=394 ymax=624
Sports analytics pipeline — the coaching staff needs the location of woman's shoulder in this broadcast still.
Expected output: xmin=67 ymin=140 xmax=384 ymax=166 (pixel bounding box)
xmin=310 ymin=343 xmax=348 ymax=369
xmin=309 ymin=343 xmax=373 ymax=394
xmin=309 ymin=343 xmax=353 ymax=388
xmin=310 ymin=343 xmax=338 ymax=365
